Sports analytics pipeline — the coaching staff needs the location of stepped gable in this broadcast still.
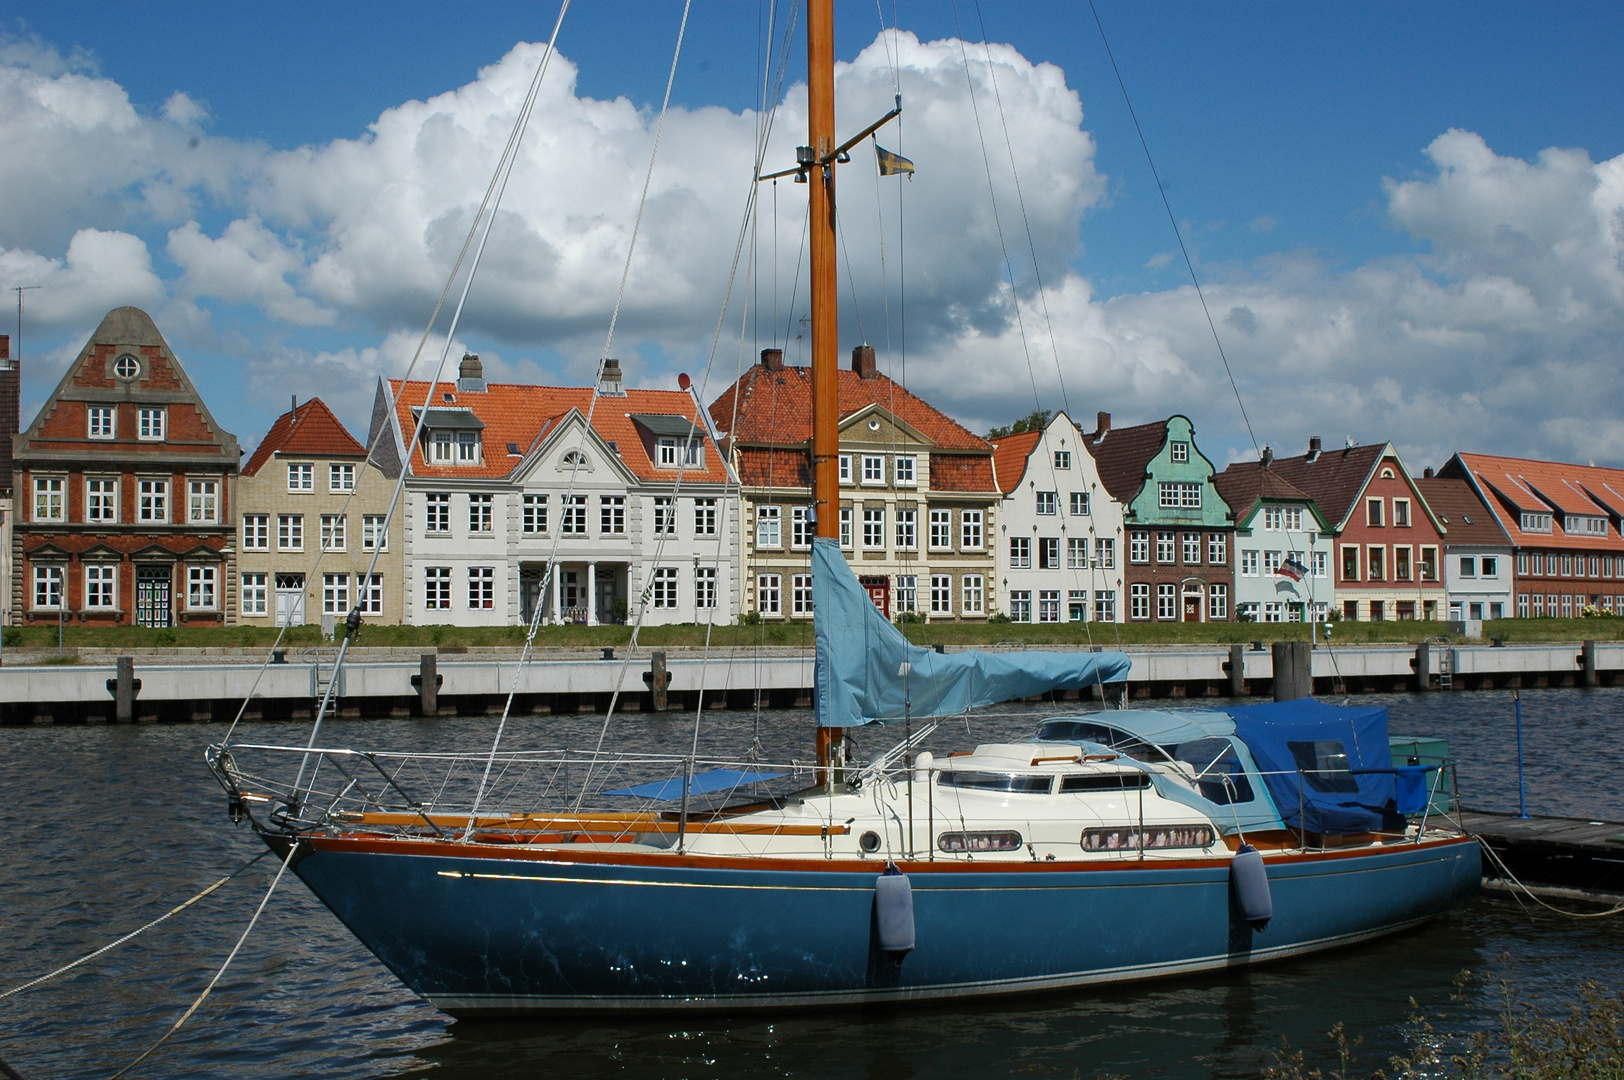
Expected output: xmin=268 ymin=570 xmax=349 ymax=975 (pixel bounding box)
xmin=243 ymin=398 xmax=365 ymax=476
xmin=1443 ymin=451 xmax=1624 ymax=550
xmin=1414 ymin=476 xmax=1512 ymax=546
xmin=990 ymin=430 xmax=1043 ymax=494
xmin=1260 ymin=443 xmax=1388 ymax=528
xmin=21 ymin=305 xmax=239 ymax=461
xmin=387 ymin=380 xmax=729 ymax=484
xmin=1081 ymin=418 xmax=1168 ymax=504
xmin=1213 ymin=461 xmax=1318 ymax=520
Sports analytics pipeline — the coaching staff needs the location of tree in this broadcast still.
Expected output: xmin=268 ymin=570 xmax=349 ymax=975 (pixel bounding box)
xmin=987 ymin=409 xmax=1051 ymax=441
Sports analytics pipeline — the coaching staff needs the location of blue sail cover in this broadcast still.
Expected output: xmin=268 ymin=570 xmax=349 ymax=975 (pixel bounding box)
xmin=812 ymin=538 xmax=1132 ymax=727
xmin=1227 ymin=699 xmax=1400 ymax=835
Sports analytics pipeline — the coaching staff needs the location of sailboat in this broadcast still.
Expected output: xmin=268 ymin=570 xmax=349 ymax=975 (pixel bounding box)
xmin=208 ymin=0 xmax=1479 ymax=1014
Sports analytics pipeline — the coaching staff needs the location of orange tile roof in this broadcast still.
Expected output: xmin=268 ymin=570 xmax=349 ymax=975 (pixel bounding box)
xmin=243 ymin=397 xmax=366 ymax=477
xmin=932 ymin=454 xmax=996 ymax=493
xmin=388 ymin=380 xmax=729 ymax=485
xmin=990 ymin=431 xmax=1043 ymax=494
xmin=709 ymin=363 xmax=990 ymax=451
xmin=1444 ymin=452 xmax=1624 ymax=550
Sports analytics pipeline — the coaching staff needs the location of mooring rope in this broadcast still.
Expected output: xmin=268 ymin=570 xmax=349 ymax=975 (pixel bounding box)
xmin=0 ymin=852 xmax=270 ymax=1004
xmin=1476 ymin=835 xmax=1624 ymax=919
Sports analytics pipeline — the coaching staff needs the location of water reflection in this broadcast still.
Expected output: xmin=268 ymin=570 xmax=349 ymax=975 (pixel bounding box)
xmin=1 ymin=688 xmax=1622 ymax=1078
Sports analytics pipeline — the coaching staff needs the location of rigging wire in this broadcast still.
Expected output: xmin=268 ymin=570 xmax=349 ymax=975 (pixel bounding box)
xmin=1086 ymin=0 xmax=1261 ymax=458
xmin=0 ymin=852 xmax=270 ymax=1004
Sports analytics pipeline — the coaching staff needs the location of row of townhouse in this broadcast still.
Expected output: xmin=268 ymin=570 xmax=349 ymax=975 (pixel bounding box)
xmin=11 ymin=307 xmax=1624 ymax=629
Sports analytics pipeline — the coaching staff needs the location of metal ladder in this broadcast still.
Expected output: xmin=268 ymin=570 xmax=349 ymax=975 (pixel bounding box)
xmin=1429 ymin=636 xmax=1454 ymax=690
xmin=303 ymin=647 xmax=341 ymax=700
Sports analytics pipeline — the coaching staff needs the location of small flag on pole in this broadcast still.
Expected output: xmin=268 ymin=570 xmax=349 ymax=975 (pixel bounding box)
xmin=1277 ymin=557 xmax=1308 ymax=582
xmin=876 ymin=143 xmax=914 ymax=179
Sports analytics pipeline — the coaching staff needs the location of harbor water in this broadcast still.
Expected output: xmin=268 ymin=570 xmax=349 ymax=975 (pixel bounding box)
xmin=3 ymin=687 xmax=1623 ymax=1078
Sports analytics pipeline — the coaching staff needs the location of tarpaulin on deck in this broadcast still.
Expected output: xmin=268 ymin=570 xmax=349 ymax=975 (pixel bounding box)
xmin=1228 ymin=699 xmax=1400 ymax=835
xmin=812 ymin=538 xmax=1132 ymax=728
xmin=605 ymin=769 xmax=787 ymax=801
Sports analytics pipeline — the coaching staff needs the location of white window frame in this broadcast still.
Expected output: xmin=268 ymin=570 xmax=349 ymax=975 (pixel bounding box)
xmin=1170 ymin=441 xmax=1189 ymax=463
xmin=1038 ymin=589 xmax=1061 ymax=624
xmin=329 ymin=463 xmax=356 ymax=492
xmin=522 ymin=495 xmax=548 ymax=535
xmin=85 ymin=564 xmax=117 ymax=609
xmin=791 ymin=506 xmax=813 ymax=549
xmin=960 ymin=510 xmax=983 ymax=551
xmin=961 ymin=574 xmax=985 ymax=615
xmin=86 ymin=478 xmax=118 ymax=524
xmin=756 ymin=573 xmax=782 ymax=616
xmin=287 ymin=462 xmax=314 ymax=492
xmin=1156 ymin=583 xmax=1178 ymax=620
xmin=928 ymin=509 xmax=952 ymax=551
xmin=1129 ymin=583 xmax=1150 ymax=621
xmin=321 ymin=514 xmax=347 ymax=552
xmin=694 ymin=498 xmax=718 ymax=536
xmin=756 ymin=505 xmax=782 ymax=548
xmin=861 ymin=455 xmax=885 ymax=485
xmin=278 ymin=513 xmax=304 ymax=552
xmin=1069 ymin=491 xmax=1088 ymax=516
xmin=33 ymin=564 xmax=64 ymax=609
xmin=1053 ymin=450 xmax=1071 ymax=470
xmin=187 ymin=565 xmax=218 ymax=611
xmin=188 ymin=480 xmax=218 ymax=524
xmin=652 ymin=566 xmax=679 ymax=609
xmin=33 ymin=476 xmax=64 ymax=522
xmin=321 ymin=573 xmax=350 ymax=615
xmin=839 ymin=507 xmax=853 ymax=550
xmin=1208 ymin=533 xmax=1227 ymax=565
xmin=359 ymin=574 xmax=384 ymax=615
xmin=1095 ymin=538 xmax=1115 ymax=569
xmin=896 ymin=575 xmax=918 ymax=613
xmin=1036 ymin=491 xmax=1058 ymax=516
xmin=138 ymin=479 xmax=168 ymax=523
xmin=243 ymin=514 xmax=269 ymax=550
xmin=653 ymin=496 xmax=676 ymax=536
xmin=424 ymin=567 xmax=452 ymax=610
xmin=241 ymin=572 xmax=268 ymax=616
xmin=929 ymin=575 xmax=953 ymax=615
xmin=430 ymin=431 xmax=454 ymax=463
xmin=362 ymin=514 xmax=389 ymax=552
xmin=894 ymin=456 xmax=916 ymax=486
xmin=424 ymin=493 xmax=451 ymax=534
xmin=456 ymin=431 xmax=480 ymax=464
xmin=838 ymin=454 xmax=852 ymax=484
xmin=1067 ymin=537 xmax=1088 ymax=569
xmin=137 ymin=407 xmax=166 ymax=442
xmin=469 ymin=493 xmax=493 ymax=534
xmin=862 ymin=507 xmax=885 ymax=550
xmin=695 ymin=566 xmax=717 ymax=609
xmin=1009 ymin=590 xmax=1032 ymax=623
xmin=600 ymin=495 xmax=625 ymax=535
xmin=468 ymin=566 xmax=495 ymax=610
xmin=791 ymin=573 xmax=814 ymax=616
xmin=561 ymin=494 xmax=587 ymax=535
xmin=895 ymin=508 xmax=917 ymax=551
xmin=1010 ymin=536 xmax=1031 ymax=569
xmin=88 ymin=406 xmax=116 ymax=439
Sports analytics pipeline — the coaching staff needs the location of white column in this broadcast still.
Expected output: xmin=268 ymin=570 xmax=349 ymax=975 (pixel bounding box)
xmin=553 ymin=564 xmax=563 ymax=625
xmin=586 ymin=561 xmax=597 ymax=626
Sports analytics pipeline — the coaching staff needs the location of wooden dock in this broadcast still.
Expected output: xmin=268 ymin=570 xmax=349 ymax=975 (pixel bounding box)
xmin=1462 ymin=809 xmax=1624 ymax=898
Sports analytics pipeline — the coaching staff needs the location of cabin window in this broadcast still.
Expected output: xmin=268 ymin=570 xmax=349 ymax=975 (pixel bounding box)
xmin=1081 ymin=826 xmax=1213 ymax=853
xmin=1287 ymin=740 xmax=1360 ymax=793
xmin=937 ymin=830 xmax=1023 ymax=853
xmin=1059 ymin=773 xmax=1150 ymax=793
xmin=940 ymin=771 xmax=1053 ymax=793
xmin=1172 ymin=738 xmax=1256 ymax=803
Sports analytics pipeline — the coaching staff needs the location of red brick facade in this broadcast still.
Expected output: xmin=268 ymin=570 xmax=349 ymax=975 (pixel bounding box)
xmin=12 ymin=308 xmax=240 ymax=627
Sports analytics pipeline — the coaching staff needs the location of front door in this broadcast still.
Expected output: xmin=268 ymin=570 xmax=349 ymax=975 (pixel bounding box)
xmin=1182 ymin=587 xmax=1203 ymax=623
xmin=860 ymin=576 xmax=890 ymax=619
xmin=135 ymin=566 xmax=173 ymax=629
xmin=275 ymin=573 xmax=306 ymax=627
xmin=595 ymin=566 xmax=619 ymax=624
xmin=562 ymin=570 xmax=582 ymax=621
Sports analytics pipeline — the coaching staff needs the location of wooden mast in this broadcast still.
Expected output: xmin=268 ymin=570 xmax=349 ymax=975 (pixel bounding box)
xmin=808 ymin=0 xmax=844 ymax=775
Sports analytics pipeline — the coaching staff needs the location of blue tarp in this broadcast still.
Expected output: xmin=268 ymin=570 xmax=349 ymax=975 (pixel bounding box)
xmin=1227 ymin=699 xmax=1400 ymax=835
xmin=604 ymin=769 xmax=788 ymax=801
xmin=812 ymin=539 xmax=1133 ymax=728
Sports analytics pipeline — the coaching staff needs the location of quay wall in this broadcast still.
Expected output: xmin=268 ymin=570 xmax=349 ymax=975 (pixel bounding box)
xmin=1 ymin=642 xmax=1621 ymax=724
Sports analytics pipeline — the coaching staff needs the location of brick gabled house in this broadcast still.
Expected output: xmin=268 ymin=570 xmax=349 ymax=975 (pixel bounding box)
xmin=1439 ymin=452 xmax=1624 ymax=617
xmin=1267 ymin=438 xmax=1446 ymax=621
xmin=13 ymin=307 xmax=240 ymax=627
xmin=709 ymin=346 xmax=999 ymax=622
xmin=1085 ymin=413 xmax=1235 ymax=622
xmin=236 ymin=396 xmax=405 ymax=627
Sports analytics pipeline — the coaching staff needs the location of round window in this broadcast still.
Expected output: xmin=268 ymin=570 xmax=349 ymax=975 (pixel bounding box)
xmin=114 ymin=354 xmax=140 ymax=379
xmin=859 ymin=830 xmax=882 ymax=853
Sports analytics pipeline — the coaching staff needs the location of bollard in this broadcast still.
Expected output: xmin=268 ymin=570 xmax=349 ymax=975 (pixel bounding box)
xmin=645 ymin=650 xmax=671 ymax=711
xmin=416 ymin=653 xmax=438 ymax=716
xmin=1414 ymin=641 xmax=1432 ymax=692
xmin=115 ymin=656 xmax=137 ymax=722
xmin=1582 ymin=639 xmax=1597 ymax=687
xmin=1227 ymin=643 xmax=1245 ymax=697
xmin=1272 ymin=641 xmax=1311 ymax=701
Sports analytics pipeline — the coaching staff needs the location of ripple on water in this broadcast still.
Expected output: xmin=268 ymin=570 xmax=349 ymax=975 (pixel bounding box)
xmin=2 ymin=688 xmax=1623 ymax=1078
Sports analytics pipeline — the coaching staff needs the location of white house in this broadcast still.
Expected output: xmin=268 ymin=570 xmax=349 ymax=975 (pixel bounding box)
xmin=990 ymin=412 xmax=1126 ymax=623
xmin=1215 ymin=461 xmax=1335 ymax=623
xmin=370 ymin=356 xmax=738 ymax=628
xmin=1417 ymin=474 xmax=1515 ymax=622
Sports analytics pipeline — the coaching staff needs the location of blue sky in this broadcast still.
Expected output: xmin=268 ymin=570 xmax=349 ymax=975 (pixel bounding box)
xmin=3 ymin=1 xmax=1624 ymax=469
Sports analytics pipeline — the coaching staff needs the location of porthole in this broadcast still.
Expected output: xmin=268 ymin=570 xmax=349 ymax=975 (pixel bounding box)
xmin=858 ymin=830 xmax=882 ymax=854
xmin=113 ymin=354 xmax=140 ymax=380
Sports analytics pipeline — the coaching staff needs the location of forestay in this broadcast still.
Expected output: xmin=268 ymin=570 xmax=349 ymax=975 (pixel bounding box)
xmin=812 ymin=538 xmax=1132 ymax=728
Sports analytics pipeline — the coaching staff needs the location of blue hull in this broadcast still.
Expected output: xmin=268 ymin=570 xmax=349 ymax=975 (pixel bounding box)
xmin=284 ymin=837 xmax=1480 ymax=1015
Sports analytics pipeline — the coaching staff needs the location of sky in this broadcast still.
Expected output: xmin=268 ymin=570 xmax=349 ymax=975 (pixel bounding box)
xmin=2 ymin=1 xmax=1624 ymax=473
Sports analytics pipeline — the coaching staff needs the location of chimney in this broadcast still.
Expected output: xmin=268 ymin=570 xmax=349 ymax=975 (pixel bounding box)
xmin=458 ymin=352 xmax=486 ymax=392
xmin=851 ymin=344 xmax=877 ymax=380
xmin=760 ymin=348 xmax=784 ymax=371
xmin=599 ymin=358 xmax=626 ymax=396
xmin=1096 ymin=411 xmax=1111 ymax=435
xmin=1424 ymin=466 xmax=1435 ymax=478
xmin=1307 ymin=435 xmax=1322 ymax=463
xmin=1261 ymin=445 xmax=1274 ymax=468
xmin=291 ymin=395 xmax=297 ymax=413
xmin=0 ymin=334 xmax=8 ymax=366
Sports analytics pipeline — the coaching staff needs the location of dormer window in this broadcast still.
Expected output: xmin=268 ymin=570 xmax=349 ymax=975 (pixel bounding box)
xmin=457 ymin=430 xmax=480 ymax=463
xmin=657 ymin=437 xmax=703 ymax=467
xmin=1569 ymin=514 xmax=1607 ymax=536
xmin=1520 ymin=511 xmax=1552 ymax=533
xmin=430 ymin=431 xmax=454 ymax=463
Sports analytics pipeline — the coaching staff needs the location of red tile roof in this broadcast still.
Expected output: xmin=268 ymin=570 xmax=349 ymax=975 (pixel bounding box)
xmin=1082 ymin=419 xmax=1168 ymax=504
xmin=990 ymin=431 xmax=1043 ymax=494
xmin=1414 ymin=477 xmax=1512 ymax=547
xmin=932 ymin=454 xmax=997 ymax=493
xmin=1443 ymin=452 xmax=1624 ymax=550
xmin=243 ymin=397 xmax=366 ymax=477
xmin=709 ymin=363 xmax=990 ymax=451
xmin=737 ymin=446 xmax=812 ymax=489
xmin=1255 ymin=443 xmax=1389 ymax=529
xmin=387 ymin=380 xmax=729 ymax=484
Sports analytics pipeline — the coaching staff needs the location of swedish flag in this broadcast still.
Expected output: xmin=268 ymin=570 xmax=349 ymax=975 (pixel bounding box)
xmin=875 ymin=143 xmax=914 ymax=179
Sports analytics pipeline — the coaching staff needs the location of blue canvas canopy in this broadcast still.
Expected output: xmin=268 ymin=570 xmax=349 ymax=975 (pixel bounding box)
xmin=1227 ymin=699 xmax=1400 ymax=835
xmin=605 ymin=769 xmax=787 ymax=801
xmin=812 ymin=539 xmax=1132 ymax=728
xmin=1030 ymin=709 xmax=1287 ymax=836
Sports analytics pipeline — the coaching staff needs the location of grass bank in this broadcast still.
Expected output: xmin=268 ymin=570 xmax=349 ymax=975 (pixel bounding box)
xmin=4 ymin=616 xmax=1621 ymax=652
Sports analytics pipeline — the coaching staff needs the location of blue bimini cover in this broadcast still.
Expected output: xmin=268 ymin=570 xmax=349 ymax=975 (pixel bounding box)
xmin=812 ymin=539 xmax=1132 ymax=728
xmin=1228 ymin=699 xmax=1400 ymax=835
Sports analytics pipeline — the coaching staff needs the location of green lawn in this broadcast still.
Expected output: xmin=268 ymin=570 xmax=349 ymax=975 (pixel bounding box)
xmin=5 ymin=616 xmax=1620 ymax=652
